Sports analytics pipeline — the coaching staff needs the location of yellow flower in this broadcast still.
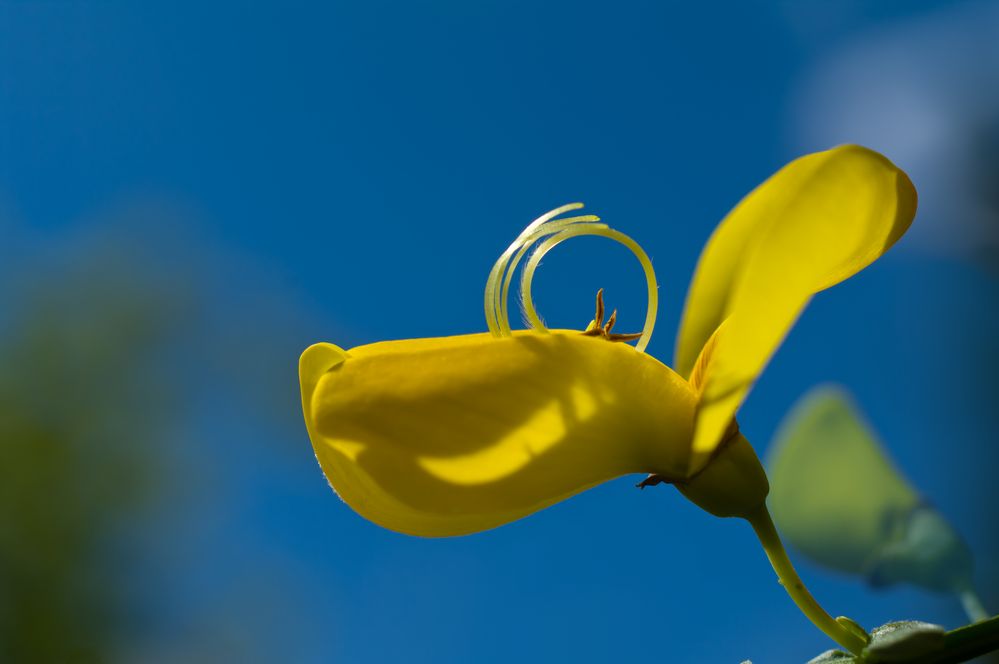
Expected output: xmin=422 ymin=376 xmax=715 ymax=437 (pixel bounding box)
xmin=300 ymin=145 xmax=915 ymax=539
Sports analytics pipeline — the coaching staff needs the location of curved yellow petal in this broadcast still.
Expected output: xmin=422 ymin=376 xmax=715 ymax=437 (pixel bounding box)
xmin=301 ymin=332 xmax=697 ymax=537
xmin=674 ymin=145 xmax=916 ymax=467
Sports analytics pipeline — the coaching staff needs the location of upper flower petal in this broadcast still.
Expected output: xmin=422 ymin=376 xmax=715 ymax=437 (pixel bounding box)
xmin=300 ymin=332 xmax=697 ymax=537
xmin=673 ymin=145 xmax=916 ymax=467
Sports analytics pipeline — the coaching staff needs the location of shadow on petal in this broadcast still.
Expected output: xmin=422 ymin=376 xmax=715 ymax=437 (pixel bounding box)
xmin=303 ymin=332 xmax=697 ymax=536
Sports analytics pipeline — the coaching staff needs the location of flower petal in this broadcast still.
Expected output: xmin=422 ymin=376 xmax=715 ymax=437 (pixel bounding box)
xmin=301 ymin=332 xmax=696 ymax=536
xmin=674 ymin=145 xmax=916 ymax=465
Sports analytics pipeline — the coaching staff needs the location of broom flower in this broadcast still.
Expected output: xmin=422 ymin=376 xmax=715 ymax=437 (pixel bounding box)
xmin=300 ymin=144 xmax=916 ymax=654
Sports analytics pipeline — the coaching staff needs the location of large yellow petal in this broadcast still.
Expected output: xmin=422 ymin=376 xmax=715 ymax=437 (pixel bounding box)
xmin=674 ymin=145 xmax=916 ymax=466
xmin=300 ymin=331 xmax=697 ymax=537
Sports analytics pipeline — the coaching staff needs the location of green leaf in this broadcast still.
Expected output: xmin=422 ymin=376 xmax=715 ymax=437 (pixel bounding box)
xmin=766 ymin=385 xmax=974 ymax=595
xmin=807 ymin=649 xmax=856 ymax=663
xmin=805 ymin=617 xmax=999 ymax=664
xmin=863 ymin=621 xmax=946 ymax=662
xmin=866 ymin=507 xmax=974 ymax=594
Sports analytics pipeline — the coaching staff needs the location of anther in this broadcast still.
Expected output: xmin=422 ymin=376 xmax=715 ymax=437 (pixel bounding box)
xmin=636 ymin=474 xmax=674 ymax=489
xmin=603 ymin=309 xmax=618 ymax=334
xmin=582 ymin=289 xmax=606 ymax=337
xmin=581 ymin=289 xmax=642 ymax=343
xmin=594 ymin=288 xmax=605 ymax=328
xmin=607 ymin=332 xmax=643 ymax=342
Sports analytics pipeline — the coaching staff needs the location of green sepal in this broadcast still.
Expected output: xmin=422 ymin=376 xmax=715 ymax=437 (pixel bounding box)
xmin=678 ymin=433 xmax=770 ymax=518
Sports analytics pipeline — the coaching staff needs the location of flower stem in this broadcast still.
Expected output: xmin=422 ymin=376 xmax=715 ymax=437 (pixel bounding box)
xmin=959 ymin=588 xmax=989 ymax=623
xmin=745 ymin=505 xmax=868 ymax=655
xmin=908 ymin=614 xmax=999 ymax=664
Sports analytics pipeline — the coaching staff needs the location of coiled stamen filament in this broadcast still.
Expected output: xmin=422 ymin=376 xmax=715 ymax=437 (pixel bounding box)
xmin=484 ymin=203 xmax=659 ymax=353
xmin=485 ymin=204 xmax=602 ymax=336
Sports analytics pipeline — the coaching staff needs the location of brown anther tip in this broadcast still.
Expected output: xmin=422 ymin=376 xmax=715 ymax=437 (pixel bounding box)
xmin=603 ymin=309 xmax=618 ymax=334
xmin=579 ymin=289 xmax=643 ymax=344
xmin=607 ymin=332 xmax=643 ymax=342
xmin=594 ymin=289 xmax=605 ymax=328
xmin=636 ymin=474 xmax=671 ymax=489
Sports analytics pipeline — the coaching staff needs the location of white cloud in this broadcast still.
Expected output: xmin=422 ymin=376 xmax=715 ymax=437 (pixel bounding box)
xmin=790 ymin=1 xmax=999 ymax=261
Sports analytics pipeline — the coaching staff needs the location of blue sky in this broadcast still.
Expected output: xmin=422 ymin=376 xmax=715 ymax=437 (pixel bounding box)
xmin=1 ymin=1 xmax=996 ymax=661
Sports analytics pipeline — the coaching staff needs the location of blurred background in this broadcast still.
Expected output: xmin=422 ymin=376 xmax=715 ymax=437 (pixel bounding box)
xmin=1 ymin=1 xmax=996 ymax=661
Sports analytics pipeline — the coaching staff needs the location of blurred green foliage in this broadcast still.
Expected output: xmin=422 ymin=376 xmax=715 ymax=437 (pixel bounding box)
xmin=767 ymin=386 xmax=979 ymax=606
xmin=0 ymin=248 xmax=192 ymax=661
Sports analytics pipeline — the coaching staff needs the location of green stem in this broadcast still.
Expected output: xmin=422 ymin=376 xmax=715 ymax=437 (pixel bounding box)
xmin=959 ymin=589 xmax=989 ymax=624
xmin=745 ymin=506 xmax=868 ymax=655
xmin=910 ymin=614 xmax=999 ymax=664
